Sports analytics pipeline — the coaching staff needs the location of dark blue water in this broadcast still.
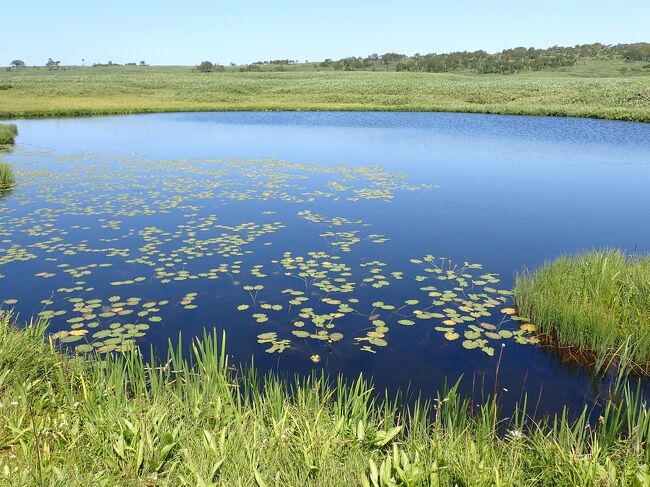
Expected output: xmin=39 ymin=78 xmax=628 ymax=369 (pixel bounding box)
xmin=2 ymin=112 xmax=649 ymax=415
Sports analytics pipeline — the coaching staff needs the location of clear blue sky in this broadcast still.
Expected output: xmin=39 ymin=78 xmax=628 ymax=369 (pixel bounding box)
xmin=2 ymin=0 xmax=649 ymax=66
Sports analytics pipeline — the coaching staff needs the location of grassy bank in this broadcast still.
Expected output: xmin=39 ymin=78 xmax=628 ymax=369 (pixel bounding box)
xmin=0 ymin=124 xmax=17 ymax=144
xmin=0 ymin=68 xmax=649 ymax=122
xmin=1 ymin=316 xmax=649 ymax=486
xmin=515 ymin=250 xmax=650 ymax=369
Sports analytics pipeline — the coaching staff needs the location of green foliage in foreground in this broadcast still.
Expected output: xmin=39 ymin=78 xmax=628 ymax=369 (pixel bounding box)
xmin=0 ymin=124 xmax=17 ymax=145
xmin=515 ymin=250 xmax=650 ymax=368
xmin=0 ymin=68 xmax=649 ymax=122
xmin=1 ymin=317 xmax=650 ymax=486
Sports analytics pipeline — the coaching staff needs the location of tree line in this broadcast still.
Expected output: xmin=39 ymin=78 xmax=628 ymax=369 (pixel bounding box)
xmin=8 ymin=42 xmax=649 ymax=75
xmin=325 ymin=43 xmax=650 ymax=74
xmin=194 ymin=42 xmax=650 ymax=74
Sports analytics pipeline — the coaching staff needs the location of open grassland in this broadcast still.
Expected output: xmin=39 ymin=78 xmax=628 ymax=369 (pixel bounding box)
xmin=1 ymin=316 xmax=650 ymax=486
xmin=515 ymin=250 xmax=650 ymax=369
xmin=0 ymin=67 xmax=649 ymax=121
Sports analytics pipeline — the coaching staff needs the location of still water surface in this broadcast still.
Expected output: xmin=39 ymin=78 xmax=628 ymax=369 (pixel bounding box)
xmin=2 ymin=112 xmax=649 ymax=415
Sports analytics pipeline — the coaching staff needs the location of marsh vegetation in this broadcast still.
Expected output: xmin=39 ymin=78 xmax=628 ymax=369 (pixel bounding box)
xmin=515 ymin=250 xmax=650 ymax=370
xmin=0 ymin=123 xmax=17 ymax=145
xmin=0 ymin=68 xmax=649 ymax=121
xmin=0 ymin=162 xmax=14 ymax=191
xmin=0 ymin=125 xmax=16 ymax=196
xmin=2 ymin=317 xmax=650 ymax=486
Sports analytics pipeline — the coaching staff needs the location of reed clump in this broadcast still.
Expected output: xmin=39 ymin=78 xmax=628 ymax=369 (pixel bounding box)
xmin=515 ymin=249 xmax=650 ymax=368
xmin=0 ymin=162 xmax=15 ymax=190
xmin=0 ymin=123 xmax=17 ymax=144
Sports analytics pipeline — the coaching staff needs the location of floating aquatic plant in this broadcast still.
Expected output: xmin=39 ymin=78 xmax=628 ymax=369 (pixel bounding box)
xmin=0 ymin=149 xmax=537 ymax=360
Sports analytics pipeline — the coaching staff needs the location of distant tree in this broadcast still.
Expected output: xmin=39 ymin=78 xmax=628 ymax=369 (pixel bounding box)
xmin=46 ymin=58 xmax=60 ymax=69
xmin=9 ymin=60 xmax=25 ymax=69
xmin=380 ymin=53 xmax=406 ymax=64
xmin=618 ymin=42 xmax=650 ymax=61
xmin=196 ymin=61 xmax=215 ymax=72
xmin=139 ymin=60 xmax=146 ymax=66
xmin=82 ymin=58 xmax=85 ymax=66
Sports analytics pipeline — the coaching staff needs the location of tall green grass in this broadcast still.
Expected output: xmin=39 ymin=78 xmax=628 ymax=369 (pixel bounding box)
xmin=515 ymin=250 xmax=650 ymax=369
xmin=1 ymin=314 xmax=649 ymax=485
xmin=0 ymin=162 xmax=15 ymax=190
xmin=0 ymin=123 xmax=17 ymax=145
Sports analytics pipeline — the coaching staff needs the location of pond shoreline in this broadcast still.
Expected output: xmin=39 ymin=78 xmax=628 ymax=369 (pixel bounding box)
xmin=2 ymin=105 xmax=649 ymax=123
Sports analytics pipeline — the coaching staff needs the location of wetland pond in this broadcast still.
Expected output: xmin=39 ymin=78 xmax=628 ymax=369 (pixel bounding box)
xmin=2 ymin=112 xmax=650 ymax=416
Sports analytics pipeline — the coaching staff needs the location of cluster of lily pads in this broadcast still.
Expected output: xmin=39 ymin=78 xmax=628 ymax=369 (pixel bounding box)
xmin=0 ymin=148 xmax=536 ymax=359
xmin=238 ymin=253 xmax=536 ymax=356
xmin=47 ymin=295 xmax=169 ymax=353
